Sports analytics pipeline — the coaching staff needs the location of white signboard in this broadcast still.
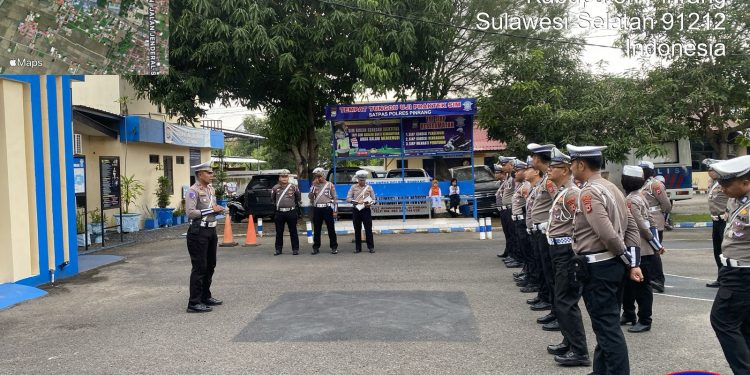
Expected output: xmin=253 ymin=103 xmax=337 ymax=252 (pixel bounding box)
xmin=164 ymin=123 xmax=211 ymax=148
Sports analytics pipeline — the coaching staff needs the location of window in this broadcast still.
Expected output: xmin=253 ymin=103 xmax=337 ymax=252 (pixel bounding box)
xmin=176 ymin=156 xmax=184 ymax=164
xmin=149 ymin=154 xmax=159 ymax=164
xmin=163 ymin=156 xmax=174 ymax=194
xmin=248 ymin=176 xmax=279 ymax=190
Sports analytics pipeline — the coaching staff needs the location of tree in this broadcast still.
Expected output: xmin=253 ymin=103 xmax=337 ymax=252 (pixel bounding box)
xmin=477 ymin=48 xmax=685 ymax=161
xmin=610 ymin=0 xmax=750 ymax=158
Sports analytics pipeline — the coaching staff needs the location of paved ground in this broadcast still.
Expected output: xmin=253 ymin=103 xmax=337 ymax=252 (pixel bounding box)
xmin=0 ymin=228 xmax=729 ymax=374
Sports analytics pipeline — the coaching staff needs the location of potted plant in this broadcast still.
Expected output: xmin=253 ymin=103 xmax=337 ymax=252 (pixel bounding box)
xmin=141 ymin=203 xmax=156 ymax=229
xmin=152 ymin=175 xmax=175 ymax=227
xmin=114 ymin=174 xmax=144 ymax=232
xmin=173 ymin=206 xmax=185 ymax=225
xmin=76 ymin=208 xmax=91 ymax=247
xmin=214 ymin=169 xmax=229 ymax=207
xmin=88 ymin=208 xmax=105 ymax=244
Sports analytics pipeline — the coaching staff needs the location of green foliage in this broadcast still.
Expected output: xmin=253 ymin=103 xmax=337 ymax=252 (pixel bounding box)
xmin=89 ymin=208 xmax=105 ymax=224
xmin=120 ymin=174 xmax=144 ymax=213
xmin=76 ymin=208 xmax=87 ymax=233
xmin=155 ymin=176 xmax=171 ymax=208
xmin=213 ymin=169 xmax=228 ymax=200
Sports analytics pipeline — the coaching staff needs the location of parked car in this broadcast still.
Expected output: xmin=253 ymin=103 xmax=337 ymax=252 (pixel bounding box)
xmin=448 ymin=165 xmax=499 ymax=216
xmin=384 ymin=168 xmax=431 ymax=180
xmin=326 ymin=167 xmax=378 ymax=216
xmin=227 ymin=172 xmax=298 ymax=222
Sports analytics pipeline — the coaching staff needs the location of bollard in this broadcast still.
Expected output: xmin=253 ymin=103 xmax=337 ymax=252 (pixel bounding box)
xmin=306 ymin=221 xmax=313 ymax=244
xmin=486 ymin=217 xmax=493 ymax=239
xmin=258 ymin=218 xmax=263 ymax=237
xmin=479 ymin=218 xmax=486 ymax=240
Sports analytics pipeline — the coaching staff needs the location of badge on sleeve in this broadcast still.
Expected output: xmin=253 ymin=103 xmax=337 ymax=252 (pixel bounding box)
xmin=565 ymin=197 xmax=576 ymax=212
xmin=627 ymin=201 xmax=632 ymax=209
xmin=188 ymin=191 xmax=196 ymax=199
xmin=546 ymin=180 xmax=555 ymax=195
xmin=582 ymin=194 xmax=593 ymax=213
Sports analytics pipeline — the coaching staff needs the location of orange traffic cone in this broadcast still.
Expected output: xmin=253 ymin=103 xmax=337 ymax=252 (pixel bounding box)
xmin=243 ymin=215 xmax=260 ymax=247
xmin=219 ymin=213 xmax=238 ymax=247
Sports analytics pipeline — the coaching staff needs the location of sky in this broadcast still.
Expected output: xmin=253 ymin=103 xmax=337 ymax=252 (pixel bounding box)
xmin=202 ymin=2 xmax=645 ymax=131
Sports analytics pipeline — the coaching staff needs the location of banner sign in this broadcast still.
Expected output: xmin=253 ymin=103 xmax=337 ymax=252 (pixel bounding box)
xmin=73 ymin=156 xmax=86 ymax=195
xmin=326 ymin=98 xmax=476 ymax=121
xmin=164 ymin=123 xmax=211 ymax=148
xmin=403 ymin=115 xmax=473 ymax=156
xmin=99 ymin=156 xmax=121 ymax=209
xmin=334 ymin=120 xmax=402 ymax=158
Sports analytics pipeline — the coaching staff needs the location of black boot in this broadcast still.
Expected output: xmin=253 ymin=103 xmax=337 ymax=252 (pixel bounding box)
xmin=554 ymin=351 xmax=591 ymax=366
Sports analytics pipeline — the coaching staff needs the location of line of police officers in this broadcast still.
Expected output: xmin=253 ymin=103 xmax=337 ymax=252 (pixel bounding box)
xmin=493 ymin=143 xmax=750 ymax=373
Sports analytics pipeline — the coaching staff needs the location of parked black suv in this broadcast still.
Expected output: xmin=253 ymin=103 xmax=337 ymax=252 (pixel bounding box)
xmin=448 ymin=165 xmax=500 ymax=216
xmin=228 ymin=172 xmax=298 ymax=222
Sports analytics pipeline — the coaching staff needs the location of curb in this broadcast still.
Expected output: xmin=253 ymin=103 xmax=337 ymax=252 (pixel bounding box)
xmin=673 ymin=222 xmax=712 ymax=228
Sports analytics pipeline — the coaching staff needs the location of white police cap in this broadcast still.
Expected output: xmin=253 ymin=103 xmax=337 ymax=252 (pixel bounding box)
xmin=191 ymin=160 xmax=213 ymax=173
xmin=312 ymin=167 xmax=325 ymax=176
xmin=527 ymin=143 xmax=555 ymax=155
xmin=513 ymin=159 xmax=528 ymax=170
xmin=655 ymin=175 xmax=666 ymax=183
xmin=622 ymin=165 xmax=643 ymax=178
xmin=355 ymin=170 xmax=369 ymax=180
xmin=549 ymin=147 xmax=571 ymax=166
xmin=702 ymin=158 xmax=721 ymax=167
xmin=638 ymin=160 xmax=655 ymax=169
xmin=710 ymin=155 xmax=750 ymax=181
xmin=566 ymin=144 xmax=607 ymax=159
xmin=493 ymin=164 xmax=503 ymax=172
xmin=525 ymin=155 xmax=534 ymax=167
xmin=279 ymin=169 xmax=291 ymax=176
xmin=499 ymin=156 xmax=517 ymax=165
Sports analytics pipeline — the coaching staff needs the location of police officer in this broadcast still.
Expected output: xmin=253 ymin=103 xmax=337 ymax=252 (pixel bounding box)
xmin=499 ymin=157 xmax=520 ymax=265
xmin=639 ymin=160 xmax=672 ymax=292
xmin=309 ymin=167 xmax=338 ymax=255
xmin=704 ymin=158 xmax=729 ymax=288
xmin=708 ymin=155 xmax=750 ymax=374
xmin=511 ymin=159 xmax=531 ymax=284
xmin=527 ymin=143 xmax=557 ymax=325
xmin=271 ymin=169 xmax=302 ymax=256
xmin=185 ymin=161 xmax=225 ymax=313
xmin=347 ymin=170 xmax=376 ymax=253
xmin=544 ymin=148 xmax=590 ymax=366
xmin=567 ymin=144 xmax=642 ymax=375
xmin=495 ymin=162 xmax=509 ymax=258
xmin=521 ymin=157 xmax=544 ymax=296
xmin=621 ymin=165 xmax=666 ymax=334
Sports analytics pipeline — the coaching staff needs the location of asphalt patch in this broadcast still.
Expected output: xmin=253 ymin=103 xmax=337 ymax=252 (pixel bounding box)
xmin=235 ymin=290 xmax=479 ymax=342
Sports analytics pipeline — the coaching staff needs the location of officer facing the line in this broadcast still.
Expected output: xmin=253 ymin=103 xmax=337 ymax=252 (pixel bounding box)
xmin=309 ymin=167 xmax=338 ymax=255
xmin=708 ymin=155 xmax=750 ymax=374
xmin=567 ymin=144 xmax=642 ymax=375
xmin=185 ymin=161 xmax=225 ymax=313
xmin=271 ymin=169 xmax=302 ymax=256
xmin=703 ymin=158 xmax=729 ymax=288
xmin=347 ymin=170 xmax=376 ymax=253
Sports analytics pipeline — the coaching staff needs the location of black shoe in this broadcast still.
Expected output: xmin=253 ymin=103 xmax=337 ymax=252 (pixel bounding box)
xmin=706 ymin=280 xmax=720 ymax=288
xmin=516 ymin=280 xmax=529 ymax=287
xmin=293 ymin=250 xmax=299 ymax=255
xmin=527 ymin=297 xmax=540 ymax=305
xmin=186 ymin=303 xmax=212 ymax=313
xmin=312 ymin=249 xmax=319 ymax=255
xmin=530 ymin=301 xmax=552 ymax=311
xmin=503 ymin=257 xmax=516 ymax=264
xmin=513 ymin=276 xmax=527 ymax=283
xmin=274 ymin=251 xmax=282 ymax=256
xmin=202 ymin=297 xmax=223 ymax=306
xmin=650 ymin=281 xmax=665 ymax=293
xmin=506 ymin=261 xmax=522 ymax=268
xmin=542 ymin=320 xmax=560 ymax=331
xmin=331 ymin=249 xmax=338 ymax=254
xmin=369 ymin=248 xmax=375 ymax=253
xmin=627 ymin=322 xmax=651 ymax=333
xmin=537 ymin=313 xmax=556 ymax=324
xmin=547 ymin=342 xmax=570 ymax=355
xmin=498 ymin=252 xmax=509 ymax=258
xmin=354 ymin=249 xmax=362 ymax=253
xmin=520 ymin=285 xmax=540 ymax=293
xmin=620 ymin=315 xmax=636 ymax=326
xmin=554 ymin=351 xmax=592 ymax=366
xmin=513 ymin=272 xmax=526 ymax=278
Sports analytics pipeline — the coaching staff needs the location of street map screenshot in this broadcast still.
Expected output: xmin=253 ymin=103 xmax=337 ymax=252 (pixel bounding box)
xmin=0 ymin=0 xmax=168 ymax=75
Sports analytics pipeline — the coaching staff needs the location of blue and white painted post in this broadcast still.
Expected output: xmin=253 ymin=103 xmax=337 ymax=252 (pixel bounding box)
xmin=485 ymin=217 xmax=493 ymax=239
xmin=306 ymin=221 xmax=313 ymax=244
xmin=257 ymin=218 xmax=263 ymax=237
xmin=479 ymin=218 xmax=486 ymax=240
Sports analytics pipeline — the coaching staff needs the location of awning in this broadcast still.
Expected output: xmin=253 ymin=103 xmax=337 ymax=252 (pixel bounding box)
xmin=72 ymin=105 xmax=122 ymax=138
xmin=211 ymin=156 xmax=267 ymax=164
xmin=217 ymin=128 xmax=266 ymax=140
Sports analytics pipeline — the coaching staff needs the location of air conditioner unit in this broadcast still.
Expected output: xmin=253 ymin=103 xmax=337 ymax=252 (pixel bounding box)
xmin=73 ymin=134 xmax=83 ymax=155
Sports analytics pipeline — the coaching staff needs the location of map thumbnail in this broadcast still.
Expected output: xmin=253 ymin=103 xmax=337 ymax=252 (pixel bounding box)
xmin=0 ymin=0 xmax=169 ymax=75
